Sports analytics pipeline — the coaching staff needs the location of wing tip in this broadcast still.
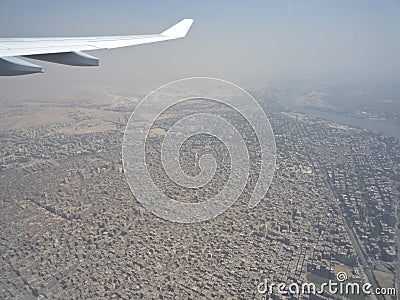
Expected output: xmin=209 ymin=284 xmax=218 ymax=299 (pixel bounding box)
xmin=161 ymin=19 xmax=194 ymax=38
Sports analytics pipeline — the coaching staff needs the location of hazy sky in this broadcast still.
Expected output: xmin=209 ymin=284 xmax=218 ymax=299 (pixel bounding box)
xmin=1 ymin=0 xmax=400 ymax=100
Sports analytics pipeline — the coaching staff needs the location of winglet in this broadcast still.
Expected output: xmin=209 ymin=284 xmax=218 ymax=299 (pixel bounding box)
xmin=161 ymin=19 xmax=194 ymax=38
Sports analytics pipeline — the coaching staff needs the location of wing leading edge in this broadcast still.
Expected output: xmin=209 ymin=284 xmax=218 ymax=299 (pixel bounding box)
xmin=0 ymin=18 xmax=193 ymax=76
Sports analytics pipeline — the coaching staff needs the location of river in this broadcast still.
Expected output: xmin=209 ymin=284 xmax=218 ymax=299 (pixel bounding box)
xmin=280 ymin=103 xmax=399 ymax=139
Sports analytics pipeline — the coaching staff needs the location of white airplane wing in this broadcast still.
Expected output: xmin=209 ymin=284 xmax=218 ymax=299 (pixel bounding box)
xmin=0 ymin=19 xmax=193 ymax=76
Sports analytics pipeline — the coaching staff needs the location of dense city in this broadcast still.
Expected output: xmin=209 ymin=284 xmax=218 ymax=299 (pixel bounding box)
xmin=0 ymin=95 xmax=398 ymax=299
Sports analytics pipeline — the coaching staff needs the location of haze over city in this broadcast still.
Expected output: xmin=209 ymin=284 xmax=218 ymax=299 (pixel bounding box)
xmin=1 ymin=0 xmax=400 ymax=99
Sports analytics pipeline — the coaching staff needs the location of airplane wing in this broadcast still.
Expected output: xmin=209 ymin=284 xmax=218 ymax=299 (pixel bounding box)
xmin=0 ymin=19 xmax=193 ymax=76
